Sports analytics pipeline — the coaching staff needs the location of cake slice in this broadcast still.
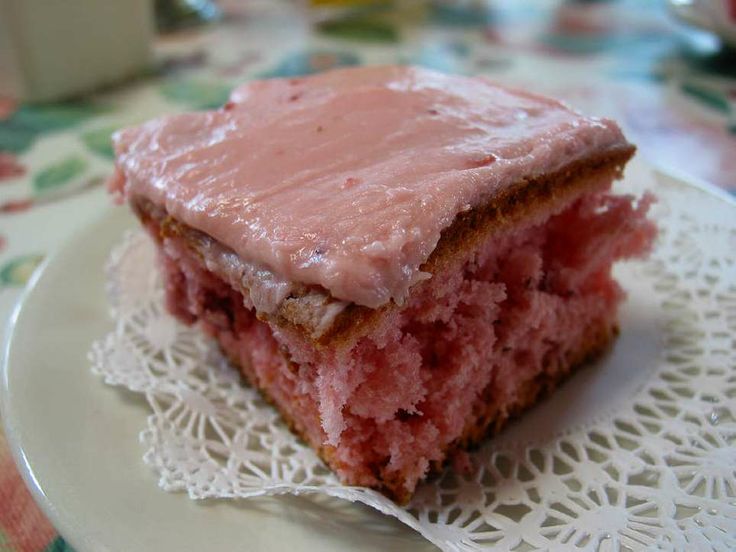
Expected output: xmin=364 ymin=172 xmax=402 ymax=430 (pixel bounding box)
xmin=110 ymin=66 xmax=656 ymax=503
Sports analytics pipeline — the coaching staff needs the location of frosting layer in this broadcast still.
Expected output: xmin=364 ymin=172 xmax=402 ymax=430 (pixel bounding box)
xmin=113 ymin=65 xmax=629 ymax=309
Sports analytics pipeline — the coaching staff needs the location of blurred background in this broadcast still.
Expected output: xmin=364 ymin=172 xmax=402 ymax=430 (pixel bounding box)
xmin=0 ymin=1 xmax=735 ymax=550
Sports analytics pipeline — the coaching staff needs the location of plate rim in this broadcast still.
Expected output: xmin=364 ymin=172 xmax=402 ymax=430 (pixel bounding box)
xmin=1 ymin=254 xmax=82 ymax=548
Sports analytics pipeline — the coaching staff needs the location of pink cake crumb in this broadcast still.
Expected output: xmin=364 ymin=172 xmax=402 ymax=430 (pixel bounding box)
xmin=147 ymin=189 xmax=655 ymax=500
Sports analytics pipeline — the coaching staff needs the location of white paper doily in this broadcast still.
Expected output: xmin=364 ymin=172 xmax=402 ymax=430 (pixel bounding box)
xmin=90 ymin=170 xmax=736 ymax=552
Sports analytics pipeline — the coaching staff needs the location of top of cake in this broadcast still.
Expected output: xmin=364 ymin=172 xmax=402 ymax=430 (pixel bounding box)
xmin=112 ymin=65 xmax=630 ymax=309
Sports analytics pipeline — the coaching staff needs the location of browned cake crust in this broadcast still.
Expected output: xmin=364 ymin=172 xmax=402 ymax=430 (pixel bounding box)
xmin=133 ymin=145 xmax=634 ymax=352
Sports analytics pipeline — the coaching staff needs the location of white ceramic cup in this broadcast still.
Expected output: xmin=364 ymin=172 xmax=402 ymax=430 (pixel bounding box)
xmin=0 ymin=0 xmax=154 ymax=102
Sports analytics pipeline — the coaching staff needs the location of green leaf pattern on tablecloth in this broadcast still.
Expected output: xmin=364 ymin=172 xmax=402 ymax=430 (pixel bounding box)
xmin=0 ymin=125 xmax=37 ymax=155
xmin=318 ymin=14 xmax=399 ymax=42
xmin=44 ymin=537 xmax=76 ymax=552
xmin=81 ymin=127 xmax=118 ymax=160
xmin=159 ymin=78 xmax=231 ymax=109
xmin=428 ymin=0 xmax=492 ymax=26
xmin=0 ymin=254 xmax=43 ymax=287
xmin=33 ymin=157 xmax=88 ymax=194
xmin=259 ymin=51 xmax=361 ymax=78
xmin=0 ymin=102 xmax=102 ymax=154
xmin=680 ymin=82 xmax=731 ymax=114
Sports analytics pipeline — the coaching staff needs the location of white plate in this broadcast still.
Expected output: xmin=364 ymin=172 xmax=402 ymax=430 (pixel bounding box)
xmin=2 ymin=167 xmax=735 ymax=551
xmin=0 ymin=206 xmax=434 ymax=552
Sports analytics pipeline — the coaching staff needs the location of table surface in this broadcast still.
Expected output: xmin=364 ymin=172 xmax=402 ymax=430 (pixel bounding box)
xmin=1 ymin=1 xmax=734 ymax=550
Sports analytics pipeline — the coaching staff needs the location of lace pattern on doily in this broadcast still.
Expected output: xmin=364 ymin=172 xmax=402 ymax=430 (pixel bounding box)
xmin=90 ymin=170 xmax=736 ymax=552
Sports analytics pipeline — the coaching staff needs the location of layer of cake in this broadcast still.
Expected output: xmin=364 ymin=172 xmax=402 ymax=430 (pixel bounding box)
xmin=144 ymin=187 xmax=655 ymax=502
xmin=131 ymin=148 xmax=634 ymax=348
xmin=133 ymin=198 xmax=351 ymax=336
xmin=112 ymin=65 xmax=633 ymax=310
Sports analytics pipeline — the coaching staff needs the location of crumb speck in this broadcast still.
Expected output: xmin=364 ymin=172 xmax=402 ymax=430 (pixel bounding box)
xmin=467 ymin=154 xmax=496 ymax=169
xmin=343 ymin=177 xmax=360 ymax=189
xmin=451 ymin=450 xmax=474 ymax=475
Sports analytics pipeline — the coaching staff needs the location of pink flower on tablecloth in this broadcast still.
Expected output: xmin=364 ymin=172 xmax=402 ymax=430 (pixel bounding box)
xmin=0 ymin=236 xmax=6 ymax=252
xmin=728 ymin=0 xmax=736 ymax=21
xmin=0 ymin=199 xmax=33 ymax=213
xmin=0 ymin=175 xmax=103 ymax=214
xmin=549 ymin=4 xmax=613 ymax=36
xmin=0 ymin=443 xmax=57 ymax=551
xmin=0 ymin=153 xmax=26 ymax=181
xmin=0 ymin=96 xmax=17 ymax=120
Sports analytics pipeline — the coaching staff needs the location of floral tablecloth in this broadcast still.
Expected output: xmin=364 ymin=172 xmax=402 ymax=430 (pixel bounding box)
xmin=0 ymin=0 xmax=734 ymax=550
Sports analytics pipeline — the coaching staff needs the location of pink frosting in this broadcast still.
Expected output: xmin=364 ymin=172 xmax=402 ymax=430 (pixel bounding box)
xmin=113 ymin=65 xmax=630 ymax=308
